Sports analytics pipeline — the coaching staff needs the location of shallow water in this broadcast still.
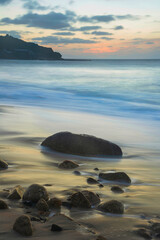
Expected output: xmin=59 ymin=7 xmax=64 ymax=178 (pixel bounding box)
xmin=0 ymin=60 xmax=160 ymax=239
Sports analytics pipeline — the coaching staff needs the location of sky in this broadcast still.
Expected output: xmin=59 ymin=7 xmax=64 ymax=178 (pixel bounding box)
xmin=0 ymin=0 xmax=160 ymax=59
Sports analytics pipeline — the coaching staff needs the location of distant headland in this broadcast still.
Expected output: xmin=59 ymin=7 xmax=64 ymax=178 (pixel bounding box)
xmin=0 ymin=34 xmax=62 ymax=60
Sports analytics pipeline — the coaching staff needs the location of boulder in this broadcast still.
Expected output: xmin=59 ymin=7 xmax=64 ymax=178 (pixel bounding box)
xmin=23 ymin=184 xmax=49 ymax=203
xmin=8 ymin=185 xmax=24 ymax=200
xmin=87 ymin=177 xmax=99 ymax=185
xmin=36 ymin=198 xmax=49 ymax=212
xmin=0 ymin=199 xmax=8 ymax=209
xmin=13 ymin=215 xmax=33 ymax=236
xmin=71 ymin=192 xmax=91 ymax=208
xmin=151 ymin=223 xmax=160 ymax=235
xmin=58 ymin=160 xmax=79 ymax=169
xmin=98 ymin=200 xmax=124 ymax=214
xmin=111 ymin=186 xmax=124 ymax=193
xmin=99 ymin=172 xmax=131 ymax=184
xmin=48 ymin=197 xmax=62 ymax=209
xmin=0 ymin=159 xmax=8 ymax=169
xmin=71 ymin=190 xmax=100 ymax=208
xmin=41 ymin=132 xmax=122 ymax=157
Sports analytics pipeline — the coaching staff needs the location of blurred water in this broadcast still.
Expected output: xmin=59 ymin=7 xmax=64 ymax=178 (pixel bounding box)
xmin=0 ymin=59 xmax=160 ymax=120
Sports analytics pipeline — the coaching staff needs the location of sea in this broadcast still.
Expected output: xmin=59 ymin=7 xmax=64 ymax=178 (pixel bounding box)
xmin=0 ymin=59 xmax=160 ymax=121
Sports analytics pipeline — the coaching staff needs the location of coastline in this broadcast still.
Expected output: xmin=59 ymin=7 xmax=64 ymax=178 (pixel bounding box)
xmin=0 ymin=104 xmax=160 ymax=239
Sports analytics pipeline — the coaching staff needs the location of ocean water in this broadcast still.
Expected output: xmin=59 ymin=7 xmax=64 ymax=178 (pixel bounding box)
xmin=0 ymin=59 xmax=160 ymax=121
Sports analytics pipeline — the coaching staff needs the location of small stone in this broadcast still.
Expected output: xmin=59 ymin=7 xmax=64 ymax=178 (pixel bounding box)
xmin=87 ymin=177 xmax=99 ymax=185
xmin=136 ymin=228 xmax=152 ymax=239
xmin=13 ymin=215 xmax=33 ymax=236
xmin=0 ymin=159 xmax=8 ymax=169
xmin=23 ymin=184 xmax=49 ymax=203
xmin=99 ymin=184 xmax=104 ymax=188
xmin=48 ymin=198 xmax=62 ymax=209
xmin=73 ymin=170 xmax=81 ymax=175
xmin=94 ymin=168 xmax=99 ymax=171
xmin=8 ymin=185 xmax=24 ymax=200
xmin=51 ymin=224 xmax=63 ymax=232
xmin=99 ymin=172 xmax=131 ymax=184
xmin=98 ymin=200 xmax=124 ymax=214
xmin=36 ymin=199 xmax=49 ymax=212
xmin=111 ymin=186 xmax=124 ymax=194
xmin=0 ymin=199 xmax=8 ymax=209
xmin=58 ymin=160 xmax=79 ymax=169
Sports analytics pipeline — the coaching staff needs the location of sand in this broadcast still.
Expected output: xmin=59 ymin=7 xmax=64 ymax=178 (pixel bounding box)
xmin=0 ymin=104 xmax=160 ymax=240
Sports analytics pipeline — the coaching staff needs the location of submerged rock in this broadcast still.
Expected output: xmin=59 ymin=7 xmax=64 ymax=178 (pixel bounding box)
xmin=36 ymin=198 xmax=49 ymax=212
xmin=87 ymin=177 xmax=99 ymax=185
xmin=13 ymin=215 xmax=33 ymax=236
xmin=48 ymin=197 xmax=62 ymax=209
xmin=71 ymin=190 xmax=100 ymax=208
xmin=98 ymin=200 xmax=124 ymax=214
xmin=8 ymin=185 xmax=24 ymax=200
xmin=23 ymin=184 xmax=49 ymax=203
xmin=41 ymin=132 xmax=122 ymax=157
xmin=99 ymin=172 xmax=131 ymax=184
xmin=111 ymin=186 xmax=124 ymax=194
xmin=58 ymin=160 xmax=79 ymax=169
xmin=0 ymin=159 xmax=8 ymax=169
xmin=96 ymin=236 xmax=108 ymax=240
xmin=0 ymin=199 xmax=8 ymax=209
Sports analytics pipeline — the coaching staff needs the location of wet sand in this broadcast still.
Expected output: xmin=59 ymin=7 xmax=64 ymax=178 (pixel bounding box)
xmin=0 ymin=104 xmax=160 ymax=239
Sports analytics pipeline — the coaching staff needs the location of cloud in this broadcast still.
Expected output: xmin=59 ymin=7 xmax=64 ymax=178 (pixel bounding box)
xmin=146 ymin=42 xmax=154 ymax=45
xmin=0 ymin=30 xmax=21 ymax=38
xmin=101 ymin=37 xmax=114 ymax=40
xmin=113 ymin=25 xmax=124 ymax=30
xmin=0 ymin=11 xmax=76 ymax=30
xmin=79 ymin=14 xmax=141 ymax=23
xmin=0 ymin=0 xmax=12 ymax=5
xmin=92 ymin=31 xmax=113 ymax=36
xmin=70 ymin=26 xmax=102 ymax=32
xmin=53 ymin=32 xmax=75 ymax=36
xmin=22 ymin=0 xmax=49 ymax=11
xmin=32 ymin=36 xmax=97 ymax=45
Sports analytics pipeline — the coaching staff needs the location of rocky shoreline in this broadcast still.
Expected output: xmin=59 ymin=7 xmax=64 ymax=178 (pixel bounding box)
xmin=0 ymin=132 xmax=160 ymax=240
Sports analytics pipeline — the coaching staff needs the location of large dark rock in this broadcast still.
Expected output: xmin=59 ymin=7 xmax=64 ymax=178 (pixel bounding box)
xmin=13 ymin=215 xmax=33 ymax=236
xmin=99 ymin=172 xmax=131 ymax=184
xmin=23 ymin=184 xmax=49 ymax=203
xmin=58 ymin=160 xmax=79 ymax=169
xmin=36 ymin=198 xmax=49 ymax=212
xmin=41 ymin=132 xmax=122 ymax=157
xmin=98 ymin=200 xmax=124 ymax=214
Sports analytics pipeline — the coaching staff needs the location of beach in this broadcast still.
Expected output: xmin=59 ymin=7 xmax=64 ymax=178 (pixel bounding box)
xmin=0 ymin=59 xmax=160 ymax=239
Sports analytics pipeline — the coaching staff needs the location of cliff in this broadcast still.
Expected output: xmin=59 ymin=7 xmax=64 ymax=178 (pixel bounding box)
xmin=0 ymin=35 xmax=62 ymax=60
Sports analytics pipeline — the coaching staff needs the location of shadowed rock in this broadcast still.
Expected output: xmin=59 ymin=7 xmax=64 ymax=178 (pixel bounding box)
xmin=111 ymin=186 xmax=124 ymax=193
xmin=36 ymin=198 xmax=49 ymax=212
xmin=99 ymin=172 xmax=131 ymax=184
xmin=87 ymin=177 xmax=99 ymax=185
xmin=8 ymin=185 xmax=24 ymax=200
xmin=13 ymin=215 xmax=33 ymax=236
xmin=0 ymin=159 xmax=8 ymax=169
xmin=98 ymin=200 xmax=124 ymax=214
xmin=48 ymin=197 xmax=62 ymax=209
xmin=0 ymin=199 xmax=8 ymax=209
xmin=71 ymin=190 xmax=100 ymax=208
xmin=23 ymin=184 xmax=49 ymax=203
xmin=58 ymin=160 xmax=79 ymax=169
xmin=41 ymin=132 xmax=122 ymax=157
